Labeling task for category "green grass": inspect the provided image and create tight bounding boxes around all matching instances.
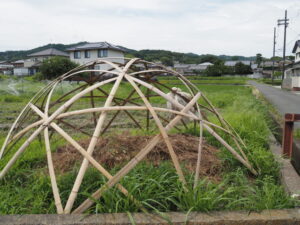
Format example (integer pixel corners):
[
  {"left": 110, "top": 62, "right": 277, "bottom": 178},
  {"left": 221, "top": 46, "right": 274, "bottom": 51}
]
[
  {"left": 158, "top": 76, "right": 249, "bottom": 85},
  {"left": 0, "top": 78, "right": 299, "bottom": 214},
  {"left": 258, "top": 78, "right": 282, "bottom": 86}
]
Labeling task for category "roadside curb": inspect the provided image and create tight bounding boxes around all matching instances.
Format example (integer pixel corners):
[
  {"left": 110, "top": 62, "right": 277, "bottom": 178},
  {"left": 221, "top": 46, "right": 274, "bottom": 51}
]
[
  {"left": 1, "top": 209, "right": 300, "bottom": 225},
  {"left": 269, "top": 133, "right": 300, "bottom": 197},
  {"left": 251, "top": 84, "right": 300, "bottom": 197}
]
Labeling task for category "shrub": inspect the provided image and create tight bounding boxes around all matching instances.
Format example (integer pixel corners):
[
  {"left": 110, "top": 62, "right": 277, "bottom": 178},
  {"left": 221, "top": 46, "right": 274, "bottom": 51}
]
[{"left": 39, "top": 56, "right": 78, "bottom": 79}]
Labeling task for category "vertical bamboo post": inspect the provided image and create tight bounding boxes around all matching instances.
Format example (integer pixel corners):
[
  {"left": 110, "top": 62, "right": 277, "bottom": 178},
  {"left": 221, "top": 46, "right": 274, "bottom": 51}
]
[
  {"left": 43, "top": 83, "right": 64, "bottom": 214},
  {"left": 64, "top": 58, "right": 139, "bottom": 214}
]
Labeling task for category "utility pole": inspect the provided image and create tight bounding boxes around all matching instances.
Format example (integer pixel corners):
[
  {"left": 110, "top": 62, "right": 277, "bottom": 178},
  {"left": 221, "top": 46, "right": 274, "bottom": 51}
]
[
  {"left": 277, "top": 10, "right": 289, "bottom": 81},
  {"left": 272, "top": 27, "right": 276, "bottom": 84}
]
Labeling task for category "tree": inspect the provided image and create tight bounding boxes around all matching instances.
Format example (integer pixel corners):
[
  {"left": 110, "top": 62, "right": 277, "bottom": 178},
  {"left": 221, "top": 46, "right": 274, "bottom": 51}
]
[
  {"left": 160, "top": 56, "right": 174, "bottom": 66},
  {"left": 234, "top": 62, "right": 252, "bottom": 75},
  {"left": 39, "top": 56, "right": 78, "bottom": 79},
  {"left": 205, "top": 61, "right": 226, "bottom": 76},
  {"left": 256, "top": 53, "right": 262, "bottom": 67}
]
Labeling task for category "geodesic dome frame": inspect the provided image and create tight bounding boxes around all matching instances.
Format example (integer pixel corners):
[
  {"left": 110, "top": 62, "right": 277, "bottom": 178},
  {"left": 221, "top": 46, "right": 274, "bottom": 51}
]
[{"left": 0, "top": 58, "right": 257, "bottom": 214}]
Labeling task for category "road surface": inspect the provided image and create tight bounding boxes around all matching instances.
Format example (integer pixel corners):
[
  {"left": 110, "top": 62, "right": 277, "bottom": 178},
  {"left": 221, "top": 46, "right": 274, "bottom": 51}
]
[{"left": 248, "top": 81, "right": 300, "bottom": 116}]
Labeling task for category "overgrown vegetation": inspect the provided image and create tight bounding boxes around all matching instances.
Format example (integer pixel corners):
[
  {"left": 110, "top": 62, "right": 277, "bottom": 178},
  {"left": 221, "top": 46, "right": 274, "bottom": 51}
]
[{"left": 0, "top": 80, "right": 298, "bottom": 214}]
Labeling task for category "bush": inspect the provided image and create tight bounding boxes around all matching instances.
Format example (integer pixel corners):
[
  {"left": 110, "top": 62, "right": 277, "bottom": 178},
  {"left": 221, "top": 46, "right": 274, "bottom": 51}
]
[
  {"left": 31, "top": 72, "right": 44, "bottom": 81},
  {"left": 39, "top": 56, "right": 78, "bottom": 79}
]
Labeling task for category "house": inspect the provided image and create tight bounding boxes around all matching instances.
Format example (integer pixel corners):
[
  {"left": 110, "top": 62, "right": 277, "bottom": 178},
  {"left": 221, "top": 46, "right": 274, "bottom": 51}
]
[
  {"left": 293, "top": 40, "right": 300, "bottom": 63},
  {"left": 282, "top": 40, "right": 300, "bottom": 90},
  {"left": 197, "top": 62, "right": 213, "bottom": 70},
  {"left": 14, "top": 48, "right": 68, "bottom": 76},
  {"left": 173, "top": 62, "right": 214, "bottom": 75},
  {"left": 12, "top": 60, "right": 26, "bottom": 76},
  {"left": 0, "top": 61, "right": 13, "bottom": 75},
  {"left": 224, "top": 60, "right": 252, "bottom": 67},
  {"left": 66, "top": 42, "right": 125, "bottom": 71}
]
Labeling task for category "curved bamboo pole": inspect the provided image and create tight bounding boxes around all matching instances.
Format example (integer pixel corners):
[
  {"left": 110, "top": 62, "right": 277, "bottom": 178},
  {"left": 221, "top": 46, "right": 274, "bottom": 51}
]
[
  {"left": 125, "top": 74, "right": 187, "bottom": 186},
  {"left": 0, "top": 77, "right": 118, "bottom": 179},
  {"left": 30, "top": 104, "right": 145, "bottom": 212},
  {"left": 9, "top": 106, "right": 240, "bottom": 146},
  {"left": 64, "top": 58, "right": 140, "bottom": 214},
  {"left": 73, "top": 92, "right": 201, "bottom": 214},
  {"left": 0, "top": 58, "right": 258, "bottom": 215},
  {"left": 122, "top": 76, "right": 257, "bottom": 175}
]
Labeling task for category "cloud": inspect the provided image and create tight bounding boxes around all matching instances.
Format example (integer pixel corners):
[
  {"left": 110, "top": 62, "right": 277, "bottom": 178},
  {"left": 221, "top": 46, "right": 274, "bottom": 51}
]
[{"left": 0, "top": 0, "right": 299, "bottom": 57}]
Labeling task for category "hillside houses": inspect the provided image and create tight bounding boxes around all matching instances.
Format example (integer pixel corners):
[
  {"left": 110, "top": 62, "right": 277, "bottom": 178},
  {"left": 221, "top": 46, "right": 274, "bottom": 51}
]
[{"left": 2, "top": 42, "right": 125, "bottom": 76}]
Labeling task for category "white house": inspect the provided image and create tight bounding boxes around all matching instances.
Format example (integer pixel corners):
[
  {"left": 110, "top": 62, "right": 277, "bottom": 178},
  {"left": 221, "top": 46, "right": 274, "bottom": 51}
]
[
  {"left": 66, "top": 42, "right": 125, "bottom": 71},
  {"left": 282, "top": 40, "right": 300, "bottom": 90},
  {"left": 293, "top": 40, "right": 300, "bottom": 63}
]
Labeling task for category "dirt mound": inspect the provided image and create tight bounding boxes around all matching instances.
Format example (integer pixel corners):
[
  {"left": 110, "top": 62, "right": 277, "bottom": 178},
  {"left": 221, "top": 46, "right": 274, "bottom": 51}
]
[{"left": 53, "top": 133, "right": 222, "bottom": 180}]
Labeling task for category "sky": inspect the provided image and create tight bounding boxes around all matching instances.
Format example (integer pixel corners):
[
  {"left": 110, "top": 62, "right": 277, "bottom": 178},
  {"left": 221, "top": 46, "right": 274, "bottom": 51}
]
[{"left": 1, "top": 0, "right": 300, "bottom": 57}]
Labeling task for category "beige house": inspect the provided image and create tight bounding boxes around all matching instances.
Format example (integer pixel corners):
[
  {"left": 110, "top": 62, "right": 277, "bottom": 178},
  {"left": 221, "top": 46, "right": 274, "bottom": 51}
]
[{"left": 66, "top": 42, "right": 125, "bottom": 71}]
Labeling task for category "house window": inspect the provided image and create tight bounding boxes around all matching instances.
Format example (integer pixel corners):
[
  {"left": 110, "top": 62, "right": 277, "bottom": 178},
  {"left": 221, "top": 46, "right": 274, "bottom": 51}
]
[
  {"left": 84, "top": 50, "right": 90, "bottom": 58},
  {"left": 98, "top": 49, "right": 108, "bottom": 58},
  {"left": 74, "top": 51, "right": 81, "bottom": 59}
]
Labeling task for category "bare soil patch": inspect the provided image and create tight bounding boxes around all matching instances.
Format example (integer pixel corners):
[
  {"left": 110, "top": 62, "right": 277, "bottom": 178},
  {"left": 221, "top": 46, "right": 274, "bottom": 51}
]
[{"left": 53, "top": 133, "right": 222, "bottom": 180}]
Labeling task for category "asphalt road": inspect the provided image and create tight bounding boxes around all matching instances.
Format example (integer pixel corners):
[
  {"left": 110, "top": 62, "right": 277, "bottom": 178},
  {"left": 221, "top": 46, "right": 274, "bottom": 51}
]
[{"left": 248, "top": 81, "right": 300, "bottom": 116}]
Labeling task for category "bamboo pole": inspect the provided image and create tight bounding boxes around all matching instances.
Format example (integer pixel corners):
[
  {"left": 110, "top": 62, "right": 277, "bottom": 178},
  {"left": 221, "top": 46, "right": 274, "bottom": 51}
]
[
  {"left": 73, "top": 92, "right": 201, "bottom": 214},
  {"left": 7, "top": 105, "right": 240, "bottom": 149},
  {"left": 0, "top": 77, "right": 118, "bottom": 180},
  {"left": 120, "top": 76, "right": 256, "bottom": 174},
  {"left": 64, "top": 58, "right": 140, "bottom": 214},
  {"left": 125, "top": 74, "right": 187, "bottom": 186},
  {"left": 29, "top": 104, "right": 144, "bottom": 209},
  {"left": 43, "top": 83, "right": 64, "bottom": 214}
]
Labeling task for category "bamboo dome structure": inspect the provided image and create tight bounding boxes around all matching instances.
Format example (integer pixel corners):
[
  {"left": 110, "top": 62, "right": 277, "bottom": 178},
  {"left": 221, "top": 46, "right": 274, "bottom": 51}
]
[{"left": 0, "top": 58, "right": 256, "bottom": 214}]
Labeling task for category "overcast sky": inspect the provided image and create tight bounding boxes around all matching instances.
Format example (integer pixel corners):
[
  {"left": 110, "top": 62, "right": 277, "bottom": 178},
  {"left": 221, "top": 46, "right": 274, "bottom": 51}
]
[{"left": 1, "top": 0, "right": 300, "bottom": 57}]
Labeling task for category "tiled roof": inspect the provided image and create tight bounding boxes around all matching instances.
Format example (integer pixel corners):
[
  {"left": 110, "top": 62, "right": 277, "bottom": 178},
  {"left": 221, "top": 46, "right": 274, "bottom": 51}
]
[
  {"left": 66, "top": 42, "right": 125, "bottom": 52},
  {"left": 28, "top": 48, "right": 69, "bottom": 57}
]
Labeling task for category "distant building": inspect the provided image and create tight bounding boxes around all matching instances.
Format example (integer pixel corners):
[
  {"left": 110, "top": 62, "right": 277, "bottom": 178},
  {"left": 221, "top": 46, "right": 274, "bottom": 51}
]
[
  {"left": 173, "top": 62, "right": 213, "bottom": 75},
  {"left": 0, "top": 61, "right": 13, "bottom": 75},
  {"left": 282, "top": 40, "right": 300, "bottom": 90},
  {"left": 224, "top": 60, "right": 252, "bottom": 67},
  {"left": 66, "top": 42, "right": 125, "bottom": 71},
  {"left": 190, "top": 62, "right": 213, "bottom": 71},
  {"left": 13, "top": 48, "right": 68, "bottom": 76}
]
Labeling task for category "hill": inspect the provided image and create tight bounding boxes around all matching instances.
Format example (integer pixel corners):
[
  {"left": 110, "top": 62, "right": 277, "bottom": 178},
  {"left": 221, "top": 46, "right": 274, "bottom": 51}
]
[{"left": 0, "top": 42, "right": 256, "bottom": 64}]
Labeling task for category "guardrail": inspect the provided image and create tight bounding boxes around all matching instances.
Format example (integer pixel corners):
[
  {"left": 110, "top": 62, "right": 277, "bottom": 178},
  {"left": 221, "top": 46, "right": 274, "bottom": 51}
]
[{"left": 282, "top": 113, "right": 300, "bottom": 157}]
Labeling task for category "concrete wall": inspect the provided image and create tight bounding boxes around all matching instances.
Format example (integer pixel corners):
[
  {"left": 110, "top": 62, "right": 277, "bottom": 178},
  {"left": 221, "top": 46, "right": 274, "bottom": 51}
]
[
  {"left": 13, "top": 67, "right": 29, "bottom": 76},
  {"left": 283, "top": 68, "right": 300, "bottom": 89}
]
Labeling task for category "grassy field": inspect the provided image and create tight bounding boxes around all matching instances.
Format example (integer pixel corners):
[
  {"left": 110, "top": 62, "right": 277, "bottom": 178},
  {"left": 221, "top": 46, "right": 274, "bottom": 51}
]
[{"left": 0, "top": 76, "right": 298, "bottom": 214}]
